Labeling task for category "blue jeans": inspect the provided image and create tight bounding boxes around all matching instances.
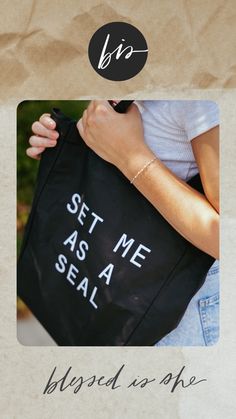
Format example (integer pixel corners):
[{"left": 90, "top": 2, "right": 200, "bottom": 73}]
[{"left": 155, "top": 260, "right": 219, "bottom": 346}]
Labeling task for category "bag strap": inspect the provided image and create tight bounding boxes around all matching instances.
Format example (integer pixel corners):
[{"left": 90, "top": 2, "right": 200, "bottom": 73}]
[{"left": 111, "top": 100, "right": 134, "bottom": 113}]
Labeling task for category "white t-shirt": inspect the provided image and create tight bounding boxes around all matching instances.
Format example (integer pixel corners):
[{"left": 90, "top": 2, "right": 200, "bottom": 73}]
[{"left": 137, "top": 100, "right": 219, "bottom": 181}]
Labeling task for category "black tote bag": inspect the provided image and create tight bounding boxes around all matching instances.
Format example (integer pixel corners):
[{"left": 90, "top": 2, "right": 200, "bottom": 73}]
[{"left": 17, "top": 101, "right": 215, "bottom": 346}]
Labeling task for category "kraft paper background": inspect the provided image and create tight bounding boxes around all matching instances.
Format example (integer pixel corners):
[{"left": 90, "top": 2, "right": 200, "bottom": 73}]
[{"left": 0, "top": 1, "right": 236, "bottom": 418}]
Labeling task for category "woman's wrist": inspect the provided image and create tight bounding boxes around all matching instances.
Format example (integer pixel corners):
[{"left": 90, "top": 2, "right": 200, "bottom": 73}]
[{"left": 118, "top": 145, "right": 157, "bottom": 182}]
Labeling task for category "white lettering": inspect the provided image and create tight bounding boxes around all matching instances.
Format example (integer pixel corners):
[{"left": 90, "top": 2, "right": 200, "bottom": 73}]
[
  {"left": 76, "top": 240, "right": 89, "bottom": 261},
  {"left": 98, "top": 34, "right": 111, "bottom": 69},
  {"left": 97, "top": 33, "right": 148, "bottom": 70},
  {"left": 113, "top": 233, "right": 134, "bottom": 258},
  {"left": 130, "top": 244, "right": 151, "bottom": 268},
  {"left": 78, "top": 202, "right": 90, "bottom": 226},
  {"left": 63, "top": 230, "right": 78, "bottom": 252},
  {"left": 55, "top": 254, "right": 67, "bottom": 273},
  {"left": 66, "top": 263, "right": 79, "bottom": 285},
  {"left": 66, "top": 193, "right": 81, "bottom": 214},
  {"left": 89, "top": 286, "right": 98, "bottom": 309},
  {"left": 98, "top": 263, "right": 114, "bottom": 285},
  {"left": 88, "top": 212, "right": 104, "bottom": 234},
  {"left": 76, "top": 276, "right": 89, "bottom": 297}
]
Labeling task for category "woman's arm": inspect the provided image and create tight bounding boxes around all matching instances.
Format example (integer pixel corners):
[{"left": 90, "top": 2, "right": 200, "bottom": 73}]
[
  {"left": 26, "top": 101, "right": 219, "bottom": 259},
  {"left": 78, "top": 101, "right": 219, "bottom": 259},
  {"left": 121, "top": 131, "right": 219, "bottom": 259},
  {"left": 191, "top": 126, "right": 219, "bottom": 213}
]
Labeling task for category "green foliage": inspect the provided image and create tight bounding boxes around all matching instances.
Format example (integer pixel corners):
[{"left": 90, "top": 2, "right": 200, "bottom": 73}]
[
  {"left": 17, "top": 100, "right": 89, "bottom": 205},
  {"left": 17, "top": 100, "right": 89, "bottom": 258}
]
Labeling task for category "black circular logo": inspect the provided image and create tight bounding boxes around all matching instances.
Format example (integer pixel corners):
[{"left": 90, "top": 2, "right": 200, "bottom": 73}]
[{"left": 88, "top": 22, "right": 148, "bottom": 81}]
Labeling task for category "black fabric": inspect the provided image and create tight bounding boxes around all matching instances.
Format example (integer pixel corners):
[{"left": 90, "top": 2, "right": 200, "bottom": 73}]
[{"left": 17, "top": 102, "right": 215, "bottom": 346}]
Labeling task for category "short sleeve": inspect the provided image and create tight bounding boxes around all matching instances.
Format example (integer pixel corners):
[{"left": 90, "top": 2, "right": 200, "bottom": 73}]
[{"left": 181, "top": 101, "right": 219, "bottom": 141}]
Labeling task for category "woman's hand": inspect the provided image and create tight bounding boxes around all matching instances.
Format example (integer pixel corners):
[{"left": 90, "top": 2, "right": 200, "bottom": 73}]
[
  {"left": 26, "top": 113, "right": 59, "bottom": 160},
  {"left": 77, "top": 100, "right": 153, "bottom": 178}
]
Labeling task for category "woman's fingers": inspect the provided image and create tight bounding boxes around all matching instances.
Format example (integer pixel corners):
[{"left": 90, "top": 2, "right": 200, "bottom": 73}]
[
  {"left": 39, "top": 113, "right": 56, "bottom": 129},
  {"left": 29, "top": 135, "right": 57, "bottom": 148},
  {"left": 26, "top": 146, "right": 45, "bottom": 160},
  {"left": 27, "top": 113, "right": 59, "bottom": 160},
  {"left": 31, "top": 121, "right": 59, "bottom": 140}
]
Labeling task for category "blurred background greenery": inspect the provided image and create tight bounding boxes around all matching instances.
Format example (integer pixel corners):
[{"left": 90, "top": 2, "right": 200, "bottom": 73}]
[{"left": 17, "top": 100, "right": 88, "bottom": 317}]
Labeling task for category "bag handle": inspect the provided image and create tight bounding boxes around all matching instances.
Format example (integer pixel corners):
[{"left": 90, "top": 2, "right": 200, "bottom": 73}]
[{"left": 110, "top": 100, "right": 134, "bottom": 113}]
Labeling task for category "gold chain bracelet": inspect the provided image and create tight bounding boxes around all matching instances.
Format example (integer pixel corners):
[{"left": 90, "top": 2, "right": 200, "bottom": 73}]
[{"left": 130, "top": 157, "right": 157, "bottom": 184}]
